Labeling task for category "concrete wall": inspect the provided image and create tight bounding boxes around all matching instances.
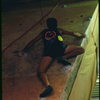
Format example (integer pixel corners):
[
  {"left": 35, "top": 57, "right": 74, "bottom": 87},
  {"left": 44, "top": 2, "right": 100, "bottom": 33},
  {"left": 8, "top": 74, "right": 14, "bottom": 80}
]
[{"left": 2, "top": 0, "right": 97, "bottom": 78}]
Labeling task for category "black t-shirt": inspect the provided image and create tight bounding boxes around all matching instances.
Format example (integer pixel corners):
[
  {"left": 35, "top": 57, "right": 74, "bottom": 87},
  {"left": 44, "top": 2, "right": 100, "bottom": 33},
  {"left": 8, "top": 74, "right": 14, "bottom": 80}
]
[{"left": 41, "top": 28, "right": 66, "bottom": 52}]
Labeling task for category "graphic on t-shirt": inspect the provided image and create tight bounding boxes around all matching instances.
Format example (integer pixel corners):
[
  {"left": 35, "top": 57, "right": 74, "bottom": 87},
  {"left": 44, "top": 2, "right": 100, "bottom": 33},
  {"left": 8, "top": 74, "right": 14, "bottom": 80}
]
[{"left": 45, "top": 31, "right": 56, "bottom": 40}]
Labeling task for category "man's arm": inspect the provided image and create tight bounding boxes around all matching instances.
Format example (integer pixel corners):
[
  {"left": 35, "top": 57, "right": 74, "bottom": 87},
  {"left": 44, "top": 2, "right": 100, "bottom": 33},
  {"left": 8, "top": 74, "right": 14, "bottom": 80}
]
[
  {"left": 13, "top": 32, "right": 43, "bottom": 57},
  {"left": 58, "top": 28, "right": 85, "bottom": 38}
]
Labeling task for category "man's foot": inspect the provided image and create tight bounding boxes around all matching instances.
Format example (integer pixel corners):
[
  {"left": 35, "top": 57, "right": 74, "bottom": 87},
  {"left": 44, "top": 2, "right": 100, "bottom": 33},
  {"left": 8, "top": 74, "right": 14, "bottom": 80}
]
[
  {"left": 57, "top": 58, "right": 71, "bottom": 66},
  {"left": 40, "top": 85, "right": 53, "bottom": 98}
]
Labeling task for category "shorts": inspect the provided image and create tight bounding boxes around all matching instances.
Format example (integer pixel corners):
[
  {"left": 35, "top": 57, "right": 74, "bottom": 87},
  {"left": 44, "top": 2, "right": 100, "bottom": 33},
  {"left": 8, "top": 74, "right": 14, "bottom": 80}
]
[{"left": 43, "top": 44, "right": 67, "bottom": 58}]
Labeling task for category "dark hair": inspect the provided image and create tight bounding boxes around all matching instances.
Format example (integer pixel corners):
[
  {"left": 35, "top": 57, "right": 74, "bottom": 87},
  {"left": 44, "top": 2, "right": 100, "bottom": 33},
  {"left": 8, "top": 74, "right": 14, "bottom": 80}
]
[{"left": 46, "top": 18, "right": 57, "bottom": 29}]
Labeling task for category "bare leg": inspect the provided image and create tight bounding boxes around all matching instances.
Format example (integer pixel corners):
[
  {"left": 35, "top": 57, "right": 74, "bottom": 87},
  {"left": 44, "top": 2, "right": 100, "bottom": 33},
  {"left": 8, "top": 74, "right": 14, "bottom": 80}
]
[
  {"left": 37, "top": 56, "right": 53, "bottom": 87},
  {"left": 63, "top": 45, "right": 85, "bottom": 59},
  {"left": 37, "top": 56, "right": 54, "bottom": 97}
]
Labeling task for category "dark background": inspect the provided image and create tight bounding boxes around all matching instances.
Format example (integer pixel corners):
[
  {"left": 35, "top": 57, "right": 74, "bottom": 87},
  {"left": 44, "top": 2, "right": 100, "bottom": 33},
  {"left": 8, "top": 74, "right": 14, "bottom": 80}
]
[{"left": 2, "top": 0, "right": 97, "bottom": 11}]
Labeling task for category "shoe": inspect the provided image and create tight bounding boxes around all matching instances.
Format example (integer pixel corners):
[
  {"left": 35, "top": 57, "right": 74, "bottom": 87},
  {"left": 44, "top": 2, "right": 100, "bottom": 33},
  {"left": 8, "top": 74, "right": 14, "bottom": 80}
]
[
  {"left": 40, "top": 85, "right": 53, "bottom": 98},
  {"left": 57, "top": 58, "right": 71, "bottom": 66}
]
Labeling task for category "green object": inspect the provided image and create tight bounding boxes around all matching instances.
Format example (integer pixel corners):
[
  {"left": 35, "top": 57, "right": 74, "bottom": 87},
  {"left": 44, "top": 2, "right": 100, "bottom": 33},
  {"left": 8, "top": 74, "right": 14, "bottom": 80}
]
[{"left": 58, "top": 36, "right": 63, "bottom": 41}]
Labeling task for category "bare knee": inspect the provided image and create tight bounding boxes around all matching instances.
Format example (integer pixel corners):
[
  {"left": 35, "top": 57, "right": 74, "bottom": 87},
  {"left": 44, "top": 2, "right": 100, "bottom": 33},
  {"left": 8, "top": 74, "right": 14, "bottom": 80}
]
[{"left": 72, "top": 47, "right": 85, "bottom": 55}]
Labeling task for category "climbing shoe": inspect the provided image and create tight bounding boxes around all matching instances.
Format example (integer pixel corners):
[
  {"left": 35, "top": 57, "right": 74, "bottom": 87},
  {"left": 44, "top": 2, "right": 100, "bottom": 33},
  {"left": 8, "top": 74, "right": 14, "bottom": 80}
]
[{"left": 40, "top": 85, "right": 53, "bottom": 98}]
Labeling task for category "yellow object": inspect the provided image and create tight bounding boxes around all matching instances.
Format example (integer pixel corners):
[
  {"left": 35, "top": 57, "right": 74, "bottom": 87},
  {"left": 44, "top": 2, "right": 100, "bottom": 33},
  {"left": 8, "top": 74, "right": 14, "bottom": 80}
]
[
  {"left": 58, "top": 35, "right": 63, "bottom": 41},
  {"left": 61, "top": 4, "right": 99, "bottom": 100}
]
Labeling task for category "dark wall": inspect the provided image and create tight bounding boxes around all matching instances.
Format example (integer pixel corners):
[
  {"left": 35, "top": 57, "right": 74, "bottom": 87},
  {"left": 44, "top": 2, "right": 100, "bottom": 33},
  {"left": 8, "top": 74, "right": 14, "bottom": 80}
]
[
  {"left": 2, "top": 0, "right": 96, "bottom": 4},
  {"left": 2, "top": 0, "right": 97, "bottom": 12}
]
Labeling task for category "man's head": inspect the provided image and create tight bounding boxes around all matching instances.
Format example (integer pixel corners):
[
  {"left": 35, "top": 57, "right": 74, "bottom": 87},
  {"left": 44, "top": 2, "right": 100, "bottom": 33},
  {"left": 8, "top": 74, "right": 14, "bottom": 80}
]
[{"left": 46, "top": 18, "right": 57, "bottom": 29}]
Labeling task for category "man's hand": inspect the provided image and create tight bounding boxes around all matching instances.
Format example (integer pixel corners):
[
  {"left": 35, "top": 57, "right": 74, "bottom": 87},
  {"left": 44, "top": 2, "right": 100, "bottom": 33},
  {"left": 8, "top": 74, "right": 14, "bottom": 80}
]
[
  {"left": 13, "top": 50, "right": 28, "bottom": 57},
  {"left": 74, "top": 33, "right": 85, "bottom": 38}
]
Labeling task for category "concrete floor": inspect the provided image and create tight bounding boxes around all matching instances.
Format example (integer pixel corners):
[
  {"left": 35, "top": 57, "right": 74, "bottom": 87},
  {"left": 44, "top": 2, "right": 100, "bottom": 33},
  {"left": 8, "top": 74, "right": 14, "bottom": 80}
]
[{"left": 2, "top": 1, "right": 98, "bottom": 100}]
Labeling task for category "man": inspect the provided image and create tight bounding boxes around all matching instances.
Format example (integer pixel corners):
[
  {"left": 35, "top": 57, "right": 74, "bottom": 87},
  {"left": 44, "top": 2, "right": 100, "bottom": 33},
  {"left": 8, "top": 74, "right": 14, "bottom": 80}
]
[{"left": 16, "top": 18, "right": 85, "bottom": 97}]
